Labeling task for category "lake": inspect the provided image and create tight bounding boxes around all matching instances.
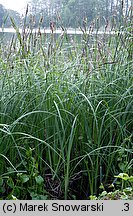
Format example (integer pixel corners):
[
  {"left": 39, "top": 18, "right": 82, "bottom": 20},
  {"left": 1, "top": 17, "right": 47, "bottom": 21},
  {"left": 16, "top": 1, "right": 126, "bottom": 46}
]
[{"left": 0, "top": 28, "right": 117, "bottom": 35}]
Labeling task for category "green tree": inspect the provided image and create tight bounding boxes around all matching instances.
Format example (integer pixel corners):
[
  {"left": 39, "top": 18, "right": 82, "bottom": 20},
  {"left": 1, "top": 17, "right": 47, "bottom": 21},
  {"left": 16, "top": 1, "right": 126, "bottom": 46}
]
[
  {"left": 28, "top": 0, "right": 131, "bottom": 28},
  {"left": 6, "top": 10, "right": 21, "bottom": 27},
  {"left": 0, "top": 4, "right": 21, "bottom": 27}
]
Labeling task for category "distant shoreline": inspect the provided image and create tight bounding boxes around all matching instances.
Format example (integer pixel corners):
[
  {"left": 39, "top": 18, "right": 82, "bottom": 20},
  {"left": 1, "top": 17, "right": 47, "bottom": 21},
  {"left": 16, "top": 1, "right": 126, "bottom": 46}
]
[{"left": 0, "top": 28, "right": 118, "bottom": 35}]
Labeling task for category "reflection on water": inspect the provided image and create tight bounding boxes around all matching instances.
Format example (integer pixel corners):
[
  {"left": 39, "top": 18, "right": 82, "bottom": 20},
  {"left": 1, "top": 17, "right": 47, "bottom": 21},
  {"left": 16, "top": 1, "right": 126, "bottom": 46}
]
[
  {"left": 0, "top": 28, "right": 116, "bottom": 35},
  {"left": 0, "top": 27, "right": 117, "bottom": 57},
  {"left": 0, "top": 28, "right": 83, "bottom": 45},
  {"left": 0, "top": 27, "right": 117, "bottom": 48}
]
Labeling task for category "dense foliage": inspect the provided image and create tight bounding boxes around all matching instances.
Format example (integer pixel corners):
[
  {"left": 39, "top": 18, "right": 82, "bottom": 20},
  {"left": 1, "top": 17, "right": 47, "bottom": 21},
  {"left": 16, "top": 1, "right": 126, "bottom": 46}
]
[
  {"left": 0, "top": 3, "right": 132, "bottom": 200},
  {"left": 27, "top": 0, "right": 132, "bottom": 28},
  {"left": 0, "top": 1, "right": 132, "bottom": 28}
]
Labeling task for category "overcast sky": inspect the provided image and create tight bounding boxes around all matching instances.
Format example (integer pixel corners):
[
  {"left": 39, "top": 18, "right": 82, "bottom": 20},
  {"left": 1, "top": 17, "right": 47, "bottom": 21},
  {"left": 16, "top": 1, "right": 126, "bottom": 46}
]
[{"left": 0, "top": 0, "right": 29, "bottom": 13}]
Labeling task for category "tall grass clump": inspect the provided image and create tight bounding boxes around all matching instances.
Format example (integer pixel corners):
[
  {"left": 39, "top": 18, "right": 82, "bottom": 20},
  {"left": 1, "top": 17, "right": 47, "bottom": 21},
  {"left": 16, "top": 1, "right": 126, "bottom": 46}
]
[{"left": 0, "top": 6, "right": 132, "bottom": 199}]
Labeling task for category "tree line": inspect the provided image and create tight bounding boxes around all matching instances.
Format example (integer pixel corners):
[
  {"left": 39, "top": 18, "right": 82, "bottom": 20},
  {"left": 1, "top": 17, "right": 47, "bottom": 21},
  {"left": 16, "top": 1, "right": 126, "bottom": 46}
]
[
  {"left": 0, "top": 4, "right": 20, "bottom": 27},
  {"left": 0, "top": 0, "right": 131, "bottom": 28},
  {"left": 28, "top": 0, "right": 131, "bottom": 28}
]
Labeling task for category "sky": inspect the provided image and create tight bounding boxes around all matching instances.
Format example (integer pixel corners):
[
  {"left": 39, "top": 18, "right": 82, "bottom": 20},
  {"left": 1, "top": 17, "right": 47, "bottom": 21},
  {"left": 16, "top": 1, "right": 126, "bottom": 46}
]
[{"left": 0, "top": 0, "right": 29, "bottom": 14}]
